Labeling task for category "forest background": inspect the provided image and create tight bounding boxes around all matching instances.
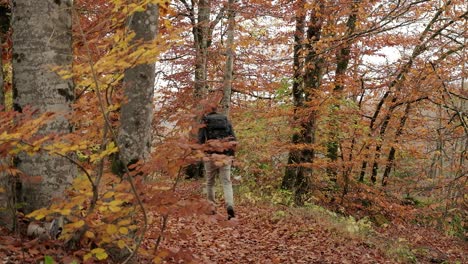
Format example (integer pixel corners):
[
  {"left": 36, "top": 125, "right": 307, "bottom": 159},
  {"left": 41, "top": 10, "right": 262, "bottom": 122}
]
[{"left": 0, "top": 0, "right": 466, "bottom": 263}]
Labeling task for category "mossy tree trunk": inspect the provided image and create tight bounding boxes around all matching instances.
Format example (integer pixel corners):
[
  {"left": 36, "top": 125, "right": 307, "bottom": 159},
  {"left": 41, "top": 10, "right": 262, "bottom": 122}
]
[
  {"left": 117, "top": 4, "right": 159, "bottom": 167},
  {"left": 283, "top": 1, "right": 324, "bottom": 205},
  {"left": 12, "top": 0, "right": 75, "bottom": 213}
]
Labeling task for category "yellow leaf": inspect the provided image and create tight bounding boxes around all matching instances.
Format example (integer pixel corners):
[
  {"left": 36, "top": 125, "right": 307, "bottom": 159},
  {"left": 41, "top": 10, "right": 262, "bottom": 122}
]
[
  {"left": 103, "top": 192, "right": 115, "bottom": 199},
  {"left": 84, "top": 253, "right": 92, "bottom": 261},
  {"left": 106, "top": 224, "right": 118, "bottom": 235},
  {"left": 117, "top": 240, "right": 126, "bottom": 249},
  {"left": 85, "top": 231, "right": 95, "bottom": 239},
  {"left": 109, "top": 200, "right": 123, "bottom": 206},
  {"left": 34, "top": 213, "right": 46, "bottom": 221},
  {"left": 118, "top": 219, "right": 131, "bottom": 226},
  {"left": 26, "top": 208, "right": 48, "bottom": 220},
  {"left": 133, "top": 5, "right": 145, "bottom": 12},
  {"left": 109, "top": 205, "right": 121, "bottom": 213},
  {"left": 60, "top": 209, "right": 71, "bottom": 216},
  {"left": 91, "top": 248, "right": 106, "bottom": 254},
  {"left": 101, "top": 235, "right": 112, "bottom": 243},
  {"left": 128, "top": 225, "right": 138, "bottom": 230},
  {"left": 91, "top": 248, "right": 108, "bottom": 261},
  {"left": 95, "top": 251, "right": 108, "bottom": 261},
  {"left": 73, "top": 220, "right": 85, "bottom": 228},
  {"left": 0, "top": 187, "right": 5, "bottom": 193},
  {"left": 119, "top": 227, "right": 129, "bottom": 235}
]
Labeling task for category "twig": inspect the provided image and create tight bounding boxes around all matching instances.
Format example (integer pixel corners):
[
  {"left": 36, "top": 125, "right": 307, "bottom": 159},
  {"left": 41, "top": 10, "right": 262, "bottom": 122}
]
[{"left": 153, "top": 214, "right": 169, "bottom": 254}]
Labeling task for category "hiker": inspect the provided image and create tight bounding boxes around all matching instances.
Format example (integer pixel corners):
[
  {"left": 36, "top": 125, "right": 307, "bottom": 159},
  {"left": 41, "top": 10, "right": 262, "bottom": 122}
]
[{"left": 198, "top": 105, "right": 237, "bottom": 220}]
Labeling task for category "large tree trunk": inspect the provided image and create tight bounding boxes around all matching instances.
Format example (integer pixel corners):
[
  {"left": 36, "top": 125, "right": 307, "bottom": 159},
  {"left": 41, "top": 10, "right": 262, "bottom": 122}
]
[
  {"left": 12, "top": 0, "right": 75, "bottom": 213},
  {"left": 283, "top": 1, "right": 323, "bottom": 204},
  {"left": 0, "top": 4, "right": 11, "bottom": 228},
  {"left": 184, "top": 0, "right": 215, "bottom": 179},
  {"left": 118, "top": 4, "right": 159, "bottom": 165},
  {"left": 282, "top": 0, "right": 306, "bottom": 191},
  {"left": 193, "top": 0, "right": 211, "bottom": 98},
  {"left": 220, "top": 0, "right": 236, "bottom": 116}
]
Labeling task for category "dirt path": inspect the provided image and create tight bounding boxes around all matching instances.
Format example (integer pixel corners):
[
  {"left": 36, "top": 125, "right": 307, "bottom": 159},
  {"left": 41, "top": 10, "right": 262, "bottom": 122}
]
[{"left": 147, "top": 180, "right": 392, "bottom": 264}]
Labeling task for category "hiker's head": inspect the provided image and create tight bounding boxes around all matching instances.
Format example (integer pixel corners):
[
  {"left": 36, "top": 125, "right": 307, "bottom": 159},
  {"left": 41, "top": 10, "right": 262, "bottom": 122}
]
[
  {"left": 204, "top": 103, "right": 218, "bottom": 114},
  {"left": 202, "top": 91, "right": 222, "bottom": 114}
]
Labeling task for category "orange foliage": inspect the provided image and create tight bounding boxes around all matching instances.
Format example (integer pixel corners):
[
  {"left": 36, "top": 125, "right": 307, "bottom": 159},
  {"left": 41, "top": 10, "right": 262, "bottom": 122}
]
[{"left": 0, "top": 0, "right": 466, "bottom": 262}]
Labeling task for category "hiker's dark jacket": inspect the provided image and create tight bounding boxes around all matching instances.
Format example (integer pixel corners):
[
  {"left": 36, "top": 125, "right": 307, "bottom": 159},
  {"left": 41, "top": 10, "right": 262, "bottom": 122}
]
[{"left": 198, "top": 112, "right": 236, "bottom": 156}]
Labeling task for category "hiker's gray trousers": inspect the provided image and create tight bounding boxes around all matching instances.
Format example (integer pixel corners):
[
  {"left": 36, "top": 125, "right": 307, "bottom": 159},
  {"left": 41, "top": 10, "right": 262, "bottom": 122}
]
[{"left": 204, "top": 158, "right": 234, "bottom": 208}]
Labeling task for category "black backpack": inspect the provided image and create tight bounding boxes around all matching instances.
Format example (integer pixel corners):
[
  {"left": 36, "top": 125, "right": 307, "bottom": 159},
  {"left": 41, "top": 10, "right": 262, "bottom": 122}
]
[{"left": 204, "top": 113, "right": 230, "bottom": 140}]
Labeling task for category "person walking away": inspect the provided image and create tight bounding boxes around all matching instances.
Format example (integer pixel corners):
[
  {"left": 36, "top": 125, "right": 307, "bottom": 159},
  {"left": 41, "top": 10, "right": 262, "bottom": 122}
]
[{"left": 198, "top": 105, "right": 237, "bottom": 220}]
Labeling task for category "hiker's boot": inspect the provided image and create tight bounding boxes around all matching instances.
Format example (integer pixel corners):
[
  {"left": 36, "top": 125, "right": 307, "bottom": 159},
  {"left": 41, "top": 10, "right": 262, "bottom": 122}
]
[{"left": 227, "top": 206, "right": 235, "bottom": 220}]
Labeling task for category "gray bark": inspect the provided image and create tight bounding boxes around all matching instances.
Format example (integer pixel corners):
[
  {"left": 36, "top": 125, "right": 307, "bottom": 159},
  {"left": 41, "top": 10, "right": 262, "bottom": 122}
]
[
  {"left": 118, "top": 4, "right": 159, "bottom": 163},
  {"left": 183, "top": 0, "right": 219, "bottom": 179},
  {"left": 0, "top": 5, "right": 9, "bottom": 228},
  {"left": 220, "top": 0, "right": 236, "bottom": 116},
  {"left": 12, "top": 0, "right": 75, "bottom": 213},
  {"left": 194, "top": 0, "right": 211, "bottom": 98}
]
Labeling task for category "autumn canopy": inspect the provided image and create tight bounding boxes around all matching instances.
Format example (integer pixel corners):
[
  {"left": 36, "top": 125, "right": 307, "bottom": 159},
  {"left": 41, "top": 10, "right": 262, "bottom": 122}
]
[{"left": 0, "top": 0, "right": 466, "bottom": 263}]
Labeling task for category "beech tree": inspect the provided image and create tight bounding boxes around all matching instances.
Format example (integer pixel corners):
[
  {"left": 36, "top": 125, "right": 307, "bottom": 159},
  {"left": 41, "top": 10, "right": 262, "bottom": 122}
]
[
  {"left": 175, "top": 0, "right": 233, "bottom": 178},
  {"left": 360, "top": 0, "right": 467, "bottom": 184},
  {"left": 117, "top": 3, "right": 159, "bottom": 165},
  {"left": 220, "top": 0, "right": 236, "bottom": 115},
  {"left": 0, "top": 0, "right": 466, "bottom": 262},
  {"left": 282, "top": 1, "right": 324, "bottom": 204},
  {"left": 12, "top": 0, "right": 75, "bottom": 212}
]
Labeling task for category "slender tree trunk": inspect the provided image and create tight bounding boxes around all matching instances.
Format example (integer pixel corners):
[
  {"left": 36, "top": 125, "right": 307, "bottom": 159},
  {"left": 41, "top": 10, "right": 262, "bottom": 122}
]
[
  {"left": 327, "top": 0, "right": 359, "bottom": 181},
  {"left": 220, "top": 0, "right": 236, "bottom": 116},
  {"left": 12, "top": 0, "right": 75, "bottom": 213},
  {"left": 370, "top": 98, "right": 399, "bottom": 184},
  {"left": 363, "top": 1, "right": 453, "bottom": 184},
  {"left": 0, "top": 38, "right": 7, "bottom": 228},
  {"left": 341, "top": 89, "right": 364, "bottom": 200},
  {"left": 0, "top": 4, "right": 8, "bottom": 109},
  {"left": 428, "top": 108, "right": 443, "bottom": 179},
  {"left": 0, "top": 37, "right": 3, "bottom": 109},
  {"left": 118, "top": 4, "right": 159, "bottom": 165},
  {"left": 359, "top": 90, "right": 389, "bottom": 182},
  {"left": 282, "top": 0, "right": 305, "bottom": 191},
  {"left": 382, "top": 103, "right": 411, "bottom": 185}
]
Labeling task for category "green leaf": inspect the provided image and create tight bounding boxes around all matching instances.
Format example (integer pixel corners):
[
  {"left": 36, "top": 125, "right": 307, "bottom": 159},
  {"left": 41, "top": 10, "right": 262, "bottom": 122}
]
[{"left": 44, "top": 255, "right": 55, "bottom": 264}]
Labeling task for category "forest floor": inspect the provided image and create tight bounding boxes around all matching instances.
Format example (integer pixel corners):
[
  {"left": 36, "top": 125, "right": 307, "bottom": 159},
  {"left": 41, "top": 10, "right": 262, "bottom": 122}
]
[
  {"left": 142, "top": 179, "right": 467, "bottom": 264},
  {"left": 1, "top": 178, "right": 466, "bottom": 263}
]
